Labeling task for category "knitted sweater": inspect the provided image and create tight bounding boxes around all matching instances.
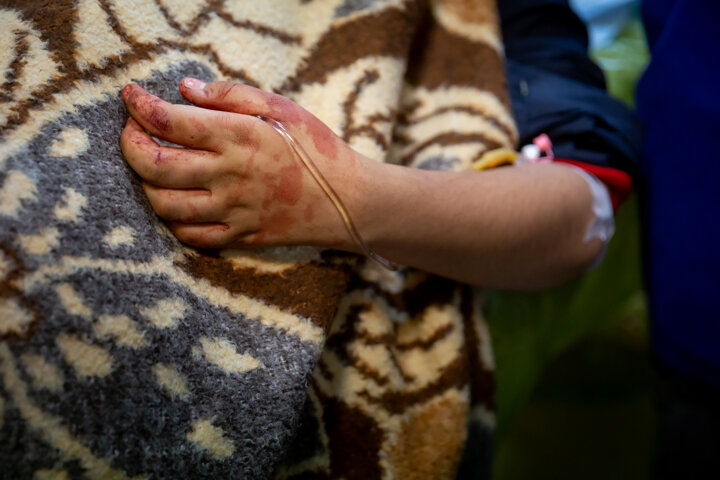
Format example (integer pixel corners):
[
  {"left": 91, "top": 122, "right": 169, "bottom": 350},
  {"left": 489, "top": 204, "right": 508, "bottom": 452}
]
[{"left": 0, "top": 1, "right": 517, "bottom": 478}]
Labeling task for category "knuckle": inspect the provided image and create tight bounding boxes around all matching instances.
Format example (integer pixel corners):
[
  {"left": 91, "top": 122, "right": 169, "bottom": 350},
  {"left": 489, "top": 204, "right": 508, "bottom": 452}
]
[
  {"left": 222, "top": 188, "right": 250, "bottom": 209},
  {"left": 185, "top": 159, "right": 212, "bottom": 185},
  {"left": 234, "top": 118, "right": 257, "bottom": 144},
  {"left": 216, "top": 112, "right": 239, "bottom": 131},
  {"left": 216, "top": 115, "right": 260, "bottom": 152},
  {"left": 223, "top": 192, "right": 240, "bottom": 209},
  {"left": 184, "top": 116, "right": 211, "bottom": 143},
  {"left": 216, "top": 82, "right": 240, "bottom": 102},
  {"left": 132, "top": 96, "right": 171, "bottom": 133}
]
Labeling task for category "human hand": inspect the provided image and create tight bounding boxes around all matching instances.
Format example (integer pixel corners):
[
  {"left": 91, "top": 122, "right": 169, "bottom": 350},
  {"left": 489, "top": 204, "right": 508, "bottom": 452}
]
[{"left": 120, "top": 79, "right": 371, "bottom": 250}]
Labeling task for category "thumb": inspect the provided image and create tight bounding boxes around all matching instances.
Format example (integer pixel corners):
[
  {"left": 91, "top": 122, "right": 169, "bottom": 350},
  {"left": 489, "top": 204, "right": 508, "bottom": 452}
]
[{"left": 179, "top": 78, "right": 301, "bottom": 122}]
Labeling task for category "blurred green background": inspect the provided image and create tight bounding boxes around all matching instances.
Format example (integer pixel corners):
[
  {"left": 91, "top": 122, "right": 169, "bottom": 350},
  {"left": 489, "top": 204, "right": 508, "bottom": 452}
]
[{"left": 489, "top": 14, "right": 652, "bottom": 480}]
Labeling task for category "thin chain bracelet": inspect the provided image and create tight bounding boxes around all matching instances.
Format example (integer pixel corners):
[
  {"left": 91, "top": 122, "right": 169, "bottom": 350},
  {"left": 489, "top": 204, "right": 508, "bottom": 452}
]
[{"left": 257, "top": 115, "right": 399, "bottom": 271}]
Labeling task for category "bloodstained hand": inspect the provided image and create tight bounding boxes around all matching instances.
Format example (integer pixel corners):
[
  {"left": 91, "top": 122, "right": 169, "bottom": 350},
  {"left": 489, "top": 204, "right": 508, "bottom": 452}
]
[{"left": 119, "top": 79, "right": 369, "bottom": 250}]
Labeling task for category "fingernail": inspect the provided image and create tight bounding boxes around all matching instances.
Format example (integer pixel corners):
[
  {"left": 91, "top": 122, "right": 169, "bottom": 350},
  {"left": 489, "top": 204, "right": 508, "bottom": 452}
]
[
  {"left": 121, "top": 84, "right": 134, "bottom": 101},
  {"left": 183, "top": 77, "right": 206, "bottom": 90}
]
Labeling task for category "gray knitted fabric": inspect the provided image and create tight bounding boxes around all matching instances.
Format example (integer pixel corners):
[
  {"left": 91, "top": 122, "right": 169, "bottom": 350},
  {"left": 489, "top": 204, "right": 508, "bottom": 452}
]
[
  {"left": 0, "top": 60, "right": 331, "bottom": 479},
  {"left": 1, "top": 1, "right": 515, "bottom": 478}
]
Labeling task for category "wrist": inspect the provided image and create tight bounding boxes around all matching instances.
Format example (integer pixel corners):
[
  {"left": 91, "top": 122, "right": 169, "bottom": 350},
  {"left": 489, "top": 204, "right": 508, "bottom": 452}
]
[
  {"left": 303, "top": 149, "right": 373, "bottom": 253},
  {"left": 313, "top": 151, "right": 396, "bottom": 255},
  {"left": 339, "top": 159, "right": 425, "bottom": 258}
]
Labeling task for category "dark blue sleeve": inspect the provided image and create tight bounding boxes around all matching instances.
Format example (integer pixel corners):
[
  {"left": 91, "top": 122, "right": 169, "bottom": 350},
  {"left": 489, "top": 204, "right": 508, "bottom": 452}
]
[{"left": 499, "top": 0, "right": 642, "bottom": 177}]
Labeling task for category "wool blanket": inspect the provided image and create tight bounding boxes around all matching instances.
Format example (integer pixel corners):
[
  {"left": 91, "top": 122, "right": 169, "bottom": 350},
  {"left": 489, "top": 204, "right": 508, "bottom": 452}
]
[{"left": 0, "top": 1, "right": 517, "bottom": 478}]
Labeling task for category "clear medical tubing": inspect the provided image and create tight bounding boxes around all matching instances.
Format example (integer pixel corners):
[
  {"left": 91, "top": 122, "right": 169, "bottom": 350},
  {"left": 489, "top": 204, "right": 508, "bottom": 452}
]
[{"left": 258, "top": 115, "right": 399, "bottom": 271}]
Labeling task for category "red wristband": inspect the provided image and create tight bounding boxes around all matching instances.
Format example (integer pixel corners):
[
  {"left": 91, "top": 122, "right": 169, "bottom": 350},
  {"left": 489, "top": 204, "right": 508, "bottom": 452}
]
[{"left": 554, "top": 159, "right": 633, "bottom": 211}]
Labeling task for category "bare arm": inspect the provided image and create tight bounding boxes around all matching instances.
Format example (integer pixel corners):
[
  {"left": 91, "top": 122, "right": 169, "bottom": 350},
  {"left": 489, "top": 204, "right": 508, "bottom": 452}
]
[
  {"left": 120, "top": 79, "right": 600, "bottom": 291},
  {"left": 348, "top": 159, "right": 600, "bottom": 289}
]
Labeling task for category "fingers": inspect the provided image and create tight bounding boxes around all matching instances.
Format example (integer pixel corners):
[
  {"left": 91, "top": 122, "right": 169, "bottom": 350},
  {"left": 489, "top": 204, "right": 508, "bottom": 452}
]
[
  {"left": 120, "top": 117, "right": 217, "bottom": 188},
  {"left": 166, "top": 222, "right": 237, "bottom": 249},
  {"left": 179, "top": 78, "right": 295, "bottom": 119},
  {"left": 142, "top": 183, "right": 223, "bottom": 223},
  {"left": 180, "top": 78, "right": 341, "bottom": 158},
  {"left": 122, "top": 83, "right": 225, "bottom": 150}
]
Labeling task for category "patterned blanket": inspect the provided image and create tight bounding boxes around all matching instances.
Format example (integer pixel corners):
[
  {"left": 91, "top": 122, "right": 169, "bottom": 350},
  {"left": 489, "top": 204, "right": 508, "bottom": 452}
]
[{"left": 0, "top": 1, "right": 517, "bottom": 478}]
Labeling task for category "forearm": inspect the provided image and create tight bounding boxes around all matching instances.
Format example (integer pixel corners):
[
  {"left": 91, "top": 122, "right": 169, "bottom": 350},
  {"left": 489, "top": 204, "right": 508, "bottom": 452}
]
[
  {"left": 120, "top": 78, "right": 603, "bottom": 289},
  {"left": 342, "top": 159, "right": 602, "bottom": 290}
]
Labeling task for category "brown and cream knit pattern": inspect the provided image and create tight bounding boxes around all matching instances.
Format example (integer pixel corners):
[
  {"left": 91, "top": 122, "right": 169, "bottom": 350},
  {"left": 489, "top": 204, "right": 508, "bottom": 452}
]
[{"left": 0, "top": 1, "right": 516, "bottom": 478}]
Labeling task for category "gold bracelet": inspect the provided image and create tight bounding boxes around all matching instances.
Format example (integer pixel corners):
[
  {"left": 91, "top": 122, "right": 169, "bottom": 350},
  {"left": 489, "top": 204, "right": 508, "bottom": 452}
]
[{"left": 258, "top": 116, "right": 399, "bottom": 271}]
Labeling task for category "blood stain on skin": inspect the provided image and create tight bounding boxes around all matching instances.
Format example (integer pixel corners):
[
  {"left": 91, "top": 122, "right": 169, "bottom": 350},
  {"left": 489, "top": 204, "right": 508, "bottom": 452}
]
[
  {"left": 303, "top": 204, "right": 314, "bottom": 222},
  {"left": 265, "top": 94, "right": 339, "bottom": 159},
  {"left": 212, "top": 85, "right": 335, "bottom": 158},
  {"left": 247, "top": 209, "right": 296, "bottom": 246},
  {"left": 129, "top": 133, "right": 155, "bottom": 150},
  {"left": 305, "top": 115, "right": 339, "bottom": 158},
  {"left": 245, "top": 153, "right": 255, "bottom": 172},
  {"left": 129, "top": 88, "right": 171, "bottom": 133},
  {"left": 263, "top": 210, "right": 295, "bottom": 237},
  {"left": 247, "top": 229, "right": 265, "bottom": 245},
  {"left": 122, "top": 84, "right": 133, "bottom": 101},
  {"left": 234, "top": 120, "right": 260, "bottom": 153},
  {"left": 274, "top": 164, "right": 303, "bottom": 205},
  {"left": 223, "top": 186, "right": 247, "bottom": 209},
  {"left": 219, "top": 83, "right": 241, "bottom": 102},
  {"left": 248, "top": 137, "right": 261, "bottom": 153},
  {"left": 147, "top": 101, "right": 170, "bottom": 133},
  {"left": 189, "top": 118, "right": 206, "bottom": 133},
  {"left": 131, "top": 131, "right": 154, "bottom": 146},
  {"left": 261, "top": 173, "right": 274, "bottom": 210},
  {"left": 252, "top": 162, "right": 303, "bottom": 244},
  {"left": 259, "top": 162, "right": 303, "bottom": 209},
  {"left": 266, "top": 94, "right": 303, "bottom": 124}
]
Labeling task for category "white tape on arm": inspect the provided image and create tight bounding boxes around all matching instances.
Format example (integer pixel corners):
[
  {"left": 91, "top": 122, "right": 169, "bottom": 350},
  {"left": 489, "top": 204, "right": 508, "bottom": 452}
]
[{"left": 566, "top": 165, "right": 615, "bottom": 269}]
